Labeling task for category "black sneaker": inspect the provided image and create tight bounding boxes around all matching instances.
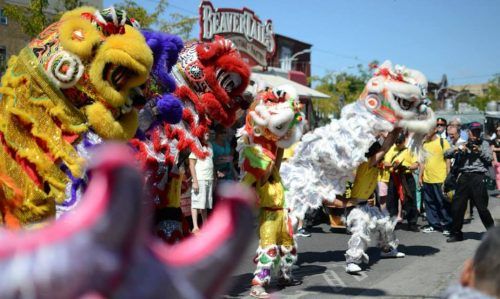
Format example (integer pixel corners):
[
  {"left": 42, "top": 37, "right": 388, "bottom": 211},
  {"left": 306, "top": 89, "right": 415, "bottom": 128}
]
[
  {"left": 296, "top": 227, "right": 311, "bottom": 237},
  {"left": 407, "top": 224, "right": 420, "bottom": 232},
  {"left": 446, "top": 234, "right": 464, "bottom": 243}
]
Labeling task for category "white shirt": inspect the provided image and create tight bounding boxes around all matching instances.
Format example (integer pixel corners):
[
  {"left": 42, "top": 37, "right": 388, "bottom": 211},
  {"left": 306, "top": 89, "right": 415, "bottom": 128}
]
[{"left": 189, "top": 145, "right": 214, "bottom": 180}]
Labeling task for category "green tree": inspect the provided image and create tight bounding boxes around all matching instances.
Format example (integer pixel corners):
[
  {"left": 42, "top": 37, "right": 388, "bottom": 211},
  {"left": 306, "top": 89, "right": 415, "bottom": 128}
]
[
  {"left": 159, "top": 13, "right": 197, "bottom": 42},
  {"left": 115, "top": 0, "right": 167, "bottom": 29},
  {"left": 3, "top": 0, "right": 196, "bottom": 40},
  {"left": 115, "top": 0, "right": 196, "bottom": 40},
  {"left": 56, "top": 0, "right": 83, "bottom": 11},
  {"left": 311, "top": 70, "right": 369, "bottom": 125},
  {"left": 3, "top": 0, "right": 87, "bottom": 38},
  {"left": 3, "top": 0, "right": 52, "bottom": 38},
  {"left": 472, "top": 74, "right": 500, "bottom": 111}
]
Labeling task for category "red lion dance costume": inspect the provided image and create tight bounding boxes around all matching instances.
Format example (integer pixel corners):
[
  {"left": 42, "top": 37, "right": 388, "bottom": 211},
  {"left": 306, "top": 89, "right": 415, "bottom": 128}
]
[{"left": 131, "top": 36, "right": 250, "bottom": 243}]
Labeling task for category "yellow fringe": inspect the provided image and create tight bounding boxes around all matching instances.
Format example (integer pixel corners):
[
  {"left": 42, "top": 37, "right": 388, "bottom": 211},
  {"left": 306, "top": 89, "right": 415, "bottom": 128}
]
[{"left": 84, "top": 102, "right": 138, "bottom": 140}]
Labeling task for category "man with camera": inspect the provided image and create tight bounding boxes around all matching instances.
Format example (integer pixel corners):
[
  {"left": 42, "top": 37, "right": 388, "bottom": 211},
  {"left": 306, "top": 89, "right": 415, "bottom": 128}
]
[{"left": 444, "top": 122, "right": 495, "bottom": 242}]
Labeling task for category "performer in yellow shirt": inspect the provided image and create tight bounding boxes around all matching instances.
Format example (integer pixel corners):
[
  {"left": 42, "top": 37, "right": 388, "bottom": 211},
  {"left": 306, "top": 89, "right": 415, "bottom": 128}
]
[
  {"left": 345, "top": 129, "right": 407, "bottom": 274},
  {"left": 377, "top": 140, "right": 397, "bottom": 212}
]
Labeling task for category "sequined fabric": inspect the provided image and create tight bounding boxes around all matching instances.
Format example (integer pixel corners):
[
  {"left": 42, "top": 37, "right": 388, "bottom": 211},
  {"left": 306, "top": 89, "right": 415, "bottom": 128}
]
[{"left": 0, "top": 49, "right": 87, "bottom": 225}]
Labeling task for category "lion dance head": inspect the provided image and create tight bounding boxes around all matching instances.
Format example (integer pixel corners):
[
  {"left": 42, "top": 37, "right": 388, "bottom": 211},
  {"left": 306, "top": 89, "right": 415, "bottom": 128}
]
[
  {"left": 237, "top": 85, "right": 304, "bottom": 179},
  {"left": 0, "top": 7, "right": 153, "bottom": 226},
  {"left": 173, "top": 36, "right": 251, "bottom": 128},
  {"left": 357, "top": 60, "right": 434, "bottom": 134}
]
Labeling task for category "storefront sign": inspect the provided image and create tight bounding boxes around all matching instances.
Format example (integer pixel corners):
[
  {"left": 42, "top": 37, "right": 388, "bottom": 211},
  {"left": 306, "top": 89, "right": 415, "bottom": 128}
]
[{"left": 199, "top": 1, "right": 276, "bottom": 67}]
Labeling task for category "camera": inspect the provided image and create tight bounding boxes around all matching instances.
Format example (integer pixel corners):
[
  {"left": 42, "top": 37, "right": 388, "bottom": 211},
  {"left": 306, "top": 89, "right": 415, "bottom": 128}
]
[{"left": 466, "top": 138, "right": 482, "bottom": 151}]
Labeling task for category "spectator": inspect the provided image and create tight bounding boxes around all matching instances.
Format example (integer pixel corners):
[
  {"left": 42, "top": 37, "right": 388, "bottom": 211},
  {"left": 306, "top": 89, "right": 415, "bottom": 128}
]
[
  {"left": 212, "top": 125, "right": 238, "bottom": 181},
  {"left": 448, "top": 125, "right": 467, "bottom": 147},
  {"left": 448, "top": 117, "right": 469, "bottom": 142},
  {"left": 351, "top": 130, "right": 401, "bottom": 210},
  {"left": 377, "top": 131, "right": 391, "bottom": 214},
  {"left": 419, "top": 123, "right": 453, "bottom": 235},
  {"left": 442, "top": 226, "right": 500, "bottom": 299},
  {"left": 444, "top": 122, "right": 495, "bottom": 242},
  {"left": 490, "top": 126, "right": 500, "bottom": 195},
  {"left": 385, "top": 132, "right": 420, "bottom": 232},
  {"left": 436, "top": 117, "right": 448, "bottom": 139},
  {"left": 447, "top": 125, "right": 473, "bottom": 223},
  {"left": 383, "top": 142, "right": 404, "bottom": 222},
  {"left": 189, "top": 132, "right": 214, "bottom": 234}
]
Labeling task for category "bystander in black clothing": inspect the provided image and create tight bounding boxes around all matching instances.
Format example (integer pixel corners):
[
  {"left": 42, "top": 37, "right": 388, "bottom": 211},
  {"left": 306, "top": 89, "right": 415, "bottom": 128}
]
[
  {"left": 384, "top": 133, "right": 420, "bottom": 231},
  {"left": 444, "top": 122, "right": 495, "bottom": 242}
]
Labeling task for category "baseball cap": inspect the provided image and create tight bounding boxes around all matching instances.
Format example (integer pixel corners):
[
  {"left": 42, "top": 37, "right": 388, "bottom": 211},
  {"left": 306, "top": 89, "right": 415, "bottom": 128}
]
[{"left": 468, "top": 122, "right": 482, "bottom": 130}]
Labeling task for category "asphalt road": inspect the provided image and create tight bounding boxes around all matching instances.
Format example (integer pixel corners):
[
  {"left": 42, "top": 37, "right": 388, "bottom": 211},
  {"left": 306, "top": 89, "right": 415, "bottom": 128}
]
[{"left": 223, "top": 195, "right": 500, "bottom": 299}]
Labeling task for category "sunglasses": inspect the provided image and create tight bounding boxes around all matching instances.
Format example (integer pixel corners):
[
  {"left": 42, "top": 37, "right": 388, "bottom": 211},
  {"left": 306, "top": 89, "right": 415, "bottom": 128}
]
[{"left": 436, "top": 123, "right": 446, "bottom": 127}]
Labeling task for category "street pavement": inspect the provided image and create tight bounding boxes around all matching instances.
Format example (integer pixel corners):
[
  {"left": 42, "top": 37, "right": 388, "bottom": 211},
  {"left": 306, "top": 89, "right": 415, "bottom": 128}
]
[{"left": 224, "top": 196, "right": 500, "bottom": 299}]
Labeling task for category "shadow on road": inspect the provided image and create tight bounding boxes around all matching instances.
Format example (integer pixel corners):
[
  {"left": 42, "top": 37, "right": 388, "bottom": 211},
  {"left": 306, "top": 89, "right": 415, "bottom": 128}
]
[
  {"left": 297, "top": 250, "right": 345, "bottom": 265},
  {"left": 305, "top": 286, "right": 386, "bottom": 296},
  {"left": 293, "top": 264, "right": 328, "bottom": 280},
  {"left": 226, "top": 265, "right": 328, "bottom": 297},
  {"left": 398, "top": 244, "right": 440, "bottom": 256},
  {"left": 364, "top": 245, "right": 439, "bottom": 267},
  {"left": 463, "top": 231, "right": 485, "bottom": 241},
  {"left": 226, "top": 272, "right": 253, "bottom": 297}
]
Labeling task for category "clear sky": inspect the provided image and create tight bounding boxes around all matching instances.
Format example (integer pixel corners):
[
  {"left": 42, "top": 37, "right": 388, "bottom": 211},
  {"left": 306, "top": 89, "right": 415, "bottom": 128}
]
[{"left": 104, "top": 0, "right": 500, "bottom": 86}]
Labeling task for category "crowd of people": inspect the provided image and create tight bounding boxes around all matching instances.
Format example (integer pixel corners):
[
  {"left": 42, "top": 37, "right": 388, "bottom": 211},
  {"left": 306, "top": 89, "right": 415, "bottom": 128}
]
[
  {"left": 0, "top": 5, "right": 497, "bottom": 299},
  {"left": 186, "top": 116, "right": 499, "bottom": 298},
  {"left": 261, "top": 117, "right": 498, "bottom": 243}
]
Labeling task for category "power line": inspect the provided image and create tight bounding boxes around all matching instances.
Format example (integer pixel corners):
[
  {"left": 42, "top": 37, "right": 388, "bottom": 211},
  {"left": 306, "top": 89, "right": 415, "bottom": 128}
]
[{"left": 168, "top": 3, "right": 198, "bottom": 16}]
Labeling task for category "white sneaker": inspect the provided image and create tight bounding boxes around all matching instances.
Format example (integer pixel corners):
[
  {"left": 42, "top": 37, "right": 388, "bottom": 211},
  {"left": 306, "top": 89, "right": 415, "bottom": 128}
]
[
  {"left": 345, "top": 263, "right": 362, "bottom": 273},
  {"left": 443, "top": 230, "right": 451, "bottom": 236},
  {"left": 380, "top": 248, "right": 405, "bottom": 258},
  {"left": 421, "top": 226, "right": 437, "bottom": 233}
]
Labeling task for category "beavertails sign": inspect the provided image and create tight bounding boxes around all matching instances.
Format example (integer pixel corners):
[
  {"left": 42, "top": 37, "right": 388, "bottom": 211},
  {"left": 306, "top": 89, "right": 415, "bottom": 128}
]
[{"left": 199, "top": 1, "right": 276, "bottom": 67}]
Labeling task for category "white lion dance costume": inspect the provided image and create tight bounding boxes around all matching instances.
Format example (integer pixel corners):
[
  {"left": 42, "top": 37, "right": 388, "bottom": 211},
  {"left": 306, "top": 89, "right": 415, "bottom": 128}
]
[
  {"left": 281, "top": 61, "right": 435, "bottom": 273},
  {"left": 237, "top": 85, "right": 304, "bottom": 298}
]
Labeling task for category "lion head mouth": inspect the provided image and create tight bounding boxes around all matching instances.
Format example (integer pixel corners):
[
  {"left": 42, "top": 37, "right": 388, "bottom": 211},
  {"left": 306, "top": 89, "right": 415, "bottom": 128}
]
[
  {"left": 103, "top": 63, "right": 137, "bottom": 91},
  {"left": 216, "top": 68, "right": 242, "bottom": 94}
]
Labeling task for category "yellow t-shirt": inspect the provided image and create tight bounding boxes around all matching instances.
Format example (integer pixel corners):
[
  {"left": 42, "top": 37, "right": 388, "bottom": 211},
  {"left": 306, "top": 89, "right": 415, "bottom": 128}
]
[
  {"left": 383, "top": 145, "right": 417, "bottom": 174},
  {"left": 422, "top": 137, "right": 450, "bottom": 183},
  {"left": 283, "top": 142, "right": 298, "bottom": 160},
  {"left": 379, "top": 145, "right": 398, "bottom": 183},
  {"left": 351, "top": 161, "right": 379, "bottom": 200}
]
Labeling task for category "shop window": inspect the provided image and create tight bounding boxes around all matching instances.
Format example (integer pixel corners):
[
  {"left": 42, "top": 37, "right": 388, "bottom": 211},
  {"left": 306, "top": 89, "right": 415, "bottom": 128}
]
[
  {"left": 0, "top": 9, "right": 7, "bottom": 25},
  {"left": 0, "top": 47, "right": 6, "bottom": 73},
  {"left": 280, "top": 46, "right": 292, "bottom": 70}
]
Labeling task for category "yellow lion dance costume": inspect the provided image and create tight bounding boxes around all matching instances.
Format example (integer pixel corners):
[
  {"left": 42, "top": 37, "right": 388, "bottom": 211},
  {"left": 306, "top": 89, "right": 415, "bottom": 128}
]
[
  {"left": 0, "top": 7, "right": 153, "bottom": 227},
  {"left": 237, "top": 85, "right": 304, "bottom": 298}
]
